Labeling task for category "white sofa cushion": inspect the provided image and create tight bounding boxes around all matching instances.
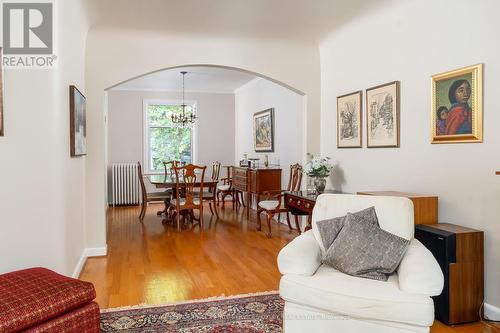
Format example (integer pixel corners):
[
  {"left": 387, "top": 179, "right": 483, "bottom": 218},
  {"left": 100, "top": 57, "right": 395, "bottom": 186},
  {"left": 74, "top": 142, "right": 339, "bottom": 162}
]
[
  {"left": 279, "top": 265, "right": 435, "bottom": 327},
  {"left": 277, "top": 230, "right": 321, "bottom": 276},
  {"left": 312, "top": 194, "right": 415, "bottom": 252},
  {"left": 397, "top": 239, "right": 444, "bottom": 296}
]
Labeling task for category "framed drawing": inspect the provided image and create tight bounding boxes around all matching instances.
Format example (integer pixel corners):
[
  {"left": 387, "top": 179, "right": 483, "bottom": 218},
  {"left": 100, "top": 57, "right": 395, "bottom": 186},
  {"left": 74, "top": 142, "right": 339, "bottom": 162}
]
[
  {"left": 431, "top": 64, "right": 483, "bottom": 143},
  {"left": 253, "top": 108, "right": 274, "bottom": 152},
  {"left": 366, "top": 81, "right": 400, "bottom": 148},
  {"left": 337, "top": 91, "right": 362, "bottom": 148},
  {"left": 69, "top": 85, "right": 87, "bottom": 156},
  {"left": 0, "top": 47, "right": 4, "bottom": 137}
]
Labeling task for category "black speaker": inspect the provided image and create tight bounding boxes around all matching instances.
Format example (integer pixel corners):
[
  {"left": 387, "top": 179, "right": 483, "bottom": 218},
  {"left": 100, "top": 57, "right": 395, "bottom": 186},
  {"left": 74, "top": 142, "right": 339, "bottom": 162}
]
[{"left": 415, "top": 224, "right": 455, "bottom": 324}]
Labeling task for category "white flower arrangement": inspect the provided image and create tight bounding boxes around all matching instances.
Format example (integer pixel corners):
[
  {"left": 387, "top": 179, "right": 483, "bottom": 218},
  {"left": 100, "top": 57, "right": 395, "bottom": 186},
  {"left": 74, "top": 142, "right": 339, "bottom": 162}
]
[{"left": 304, "top": 156, "right": 335, "bottom": 178}]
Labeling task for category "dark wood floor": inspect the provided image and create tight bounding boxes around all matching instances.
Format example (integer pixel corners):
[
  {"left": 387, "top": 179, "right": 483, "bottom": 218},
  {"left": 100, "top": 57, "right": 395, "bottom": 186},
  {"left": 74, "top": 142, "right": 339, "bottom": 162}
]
[{"left": 79, "top": 203, "right": 499, "bottom": 333}]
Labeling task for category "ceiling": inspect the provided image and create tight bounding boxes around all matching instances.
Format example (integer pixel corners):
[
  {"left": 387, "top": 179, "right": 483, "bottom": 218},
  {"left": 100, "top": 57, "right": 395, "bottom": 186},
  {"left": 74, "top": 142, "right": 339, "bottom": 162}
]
[
  {"left": 111, "top": 66, "right": 257, "bottom": 93},
  {"left": 84, "top": 0, "right": 390, "bottom": 43}
]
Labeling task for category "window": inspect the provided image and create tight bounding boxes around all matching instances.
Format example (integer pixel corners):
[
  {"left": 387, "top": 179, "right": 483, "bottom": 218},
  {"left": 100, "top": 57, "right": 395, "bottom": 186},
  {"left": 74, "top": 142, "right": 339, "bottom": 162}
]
[{"left": 144, "top": 100, "right": 195, "bottom": 173}]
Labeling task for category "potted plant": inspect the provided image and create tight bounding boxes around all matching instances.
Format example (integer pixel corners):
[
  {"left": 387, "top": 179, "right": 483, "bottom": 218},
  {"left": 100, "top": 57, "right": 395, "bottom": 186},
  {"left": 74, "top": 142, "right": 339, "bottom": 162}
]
[{"left": 304, "top": 156, "right": 335, "bottom": 194}]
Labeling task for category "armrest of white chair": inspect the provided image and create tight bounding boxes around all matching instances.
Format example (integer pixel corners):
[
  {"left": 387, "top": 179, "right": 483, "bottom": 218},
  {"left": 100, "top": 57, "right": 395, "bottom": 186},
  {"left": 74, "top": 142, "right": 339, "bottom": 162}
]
[
  {"left": 277, "top": 230, "right": 322, "bottom": 276},
  {"left": 397, "top": 238, "right": 444, "bottom": 296}
]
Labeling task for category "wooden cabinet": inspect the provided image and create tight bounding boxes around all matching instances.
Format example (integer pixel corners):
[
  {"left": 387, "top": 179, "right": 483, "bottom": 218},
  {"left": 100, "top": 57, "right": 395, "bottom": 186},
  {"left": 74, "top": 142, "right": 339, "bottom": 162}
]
[
  {"left": 232, "top": 167, "right": 249, "bottom": 192},
  {"left": 285, "top": 193, "right": 315, "bottom": 215},
  {"left": 232, "top": 167, "right": 281, "bottom": 216},
  {"left": 415, "top": 223, "right": 484, "bottom": 324},
  {"left": 357, "top": 191, "right": 438, "bottom": 225}
]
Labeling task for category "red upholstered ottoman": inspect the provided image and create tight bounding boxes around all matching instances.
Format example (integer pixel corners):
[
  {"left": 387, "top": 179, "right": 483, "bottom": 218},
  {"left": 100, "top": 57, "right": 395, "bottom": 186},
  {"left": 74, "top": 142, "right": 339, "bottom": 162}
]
[{"left": 0, "top": 267, "right": 100, "bottom": 333}]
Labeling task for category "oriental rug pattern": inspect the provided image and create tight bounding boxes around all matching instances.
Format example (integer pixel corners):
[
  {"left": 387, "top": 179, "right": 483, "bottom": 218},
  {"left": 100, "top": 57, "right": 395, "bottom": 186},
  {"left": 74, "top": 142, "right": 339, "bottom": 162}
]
[{"left": 100, "top": 292, "right": 283, "bottom": 333}]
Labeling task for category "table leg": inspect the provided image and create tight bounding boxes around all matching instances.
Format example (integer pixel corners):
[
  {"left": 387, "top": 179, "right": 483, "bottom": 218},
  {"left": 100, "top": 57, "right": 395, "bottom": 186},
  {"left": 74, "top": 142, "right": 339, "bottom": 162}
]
[
  {"left": 305, "top": 214, "right": 312, "bottom": 231},
  {"left": 294, "top": 215, "right": 302, "bottom": 234},
  {"left": 246, "top": 192, "right": 251, "bottom": 218},
  {"left": 213, "top": 190, "right": 219, "bottom": 219}
]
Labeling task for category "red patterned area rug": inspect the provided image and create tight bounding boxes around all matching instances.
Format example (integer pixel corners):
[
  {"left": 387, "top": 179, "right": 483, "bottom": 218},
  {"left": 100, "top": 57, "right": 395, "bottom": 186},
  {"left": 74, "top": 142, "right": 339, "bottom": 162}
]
[{"left": 100, "top": 291, "right": 283, "bottom": 333}]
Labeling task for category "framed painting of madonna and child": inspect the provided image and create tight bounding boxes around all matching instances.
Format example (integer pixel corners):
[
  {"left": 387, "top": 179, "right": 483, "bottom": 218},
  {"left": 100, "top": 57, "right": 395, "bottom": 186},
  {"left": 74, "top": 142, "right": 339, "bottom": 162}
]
[{"left": 431, "top": 64, "right": 483, "bottom": 143}]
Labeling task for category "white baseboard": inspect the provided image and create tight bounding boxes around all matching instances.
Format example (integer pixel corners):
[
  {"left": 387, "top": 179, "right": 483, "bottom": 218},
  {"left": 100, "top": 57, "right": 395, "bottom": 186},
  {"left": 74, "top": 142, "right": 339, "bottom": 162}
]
[
  {"left": 72, "top": 245, "right": 108, "bottom": 278},
  {"left": 485, "top": 302, "right": 500, "bottom": 321},
  {"left": 72, "top": 252, "right": 88, "bottom": 278},
  {"left": 85, "top": 246, "right": 108, "bottom": 257}
]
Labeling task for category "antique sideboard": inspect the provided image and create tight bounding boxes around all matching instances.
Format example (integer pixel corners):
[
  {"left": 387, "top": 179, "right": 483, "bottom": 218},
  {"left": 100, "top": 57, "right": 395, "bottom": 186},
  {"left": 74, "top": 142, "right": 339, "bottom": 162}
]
[{"left": 232, "top": 167, "right": 282, "bottom": 217}]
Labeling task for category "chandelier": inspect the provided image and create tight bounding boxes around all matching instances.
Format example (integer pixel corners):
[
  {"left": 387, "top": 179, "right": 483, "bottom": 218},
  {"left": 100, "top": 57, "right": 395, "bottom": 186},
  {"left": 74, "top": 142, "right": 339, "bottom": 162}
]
[{"left": 171, "top": 71, "right": 197, "bottom": 127}]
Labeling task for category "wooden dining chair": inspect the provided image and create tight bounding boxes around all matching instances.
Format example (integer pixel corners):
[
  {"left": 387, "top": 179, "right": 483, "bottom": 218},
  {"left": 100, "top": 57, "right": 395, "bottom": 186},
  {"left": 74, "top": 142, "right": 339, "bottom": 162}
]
[
  {"left": 257, "top": 163, "right": 303, "bottom": 237},
  {"left": 156, "top": 160, "right": 178, "bottom": 217},
  {"left": 196, "top": 161, "right": 221, "bottom": 218},
  {"left": 163, "top": 160, "right": 177, "bottom": 176},
  {"left": 137, "top": 162, "right": 172, "bottom": 220},
  {"left": 169, "top": 163, "right": 207, "bottom": 231},
  {"left": 217, "top": 166, "right": 236, "bottom": 209}
]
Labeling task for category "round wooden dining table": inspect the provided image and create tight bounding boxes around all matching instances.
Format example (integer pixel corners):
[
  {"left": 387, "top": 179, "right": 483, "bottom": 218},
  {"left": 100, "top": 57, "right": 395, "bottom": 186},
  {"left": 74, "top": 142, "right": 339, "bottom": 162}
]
[{"left": 147, "top": 174, "right": 218, "bottom": 191}]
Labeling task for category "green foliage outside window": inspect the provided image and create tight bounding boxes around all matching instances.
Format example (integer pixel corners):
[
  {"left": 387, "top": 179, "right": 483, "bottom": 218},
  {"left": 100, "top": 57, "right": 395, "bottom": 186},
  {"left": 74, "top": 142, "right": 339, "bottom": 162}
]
[{"left": 148, "top": 104, "right": 193, "bottom": 171}]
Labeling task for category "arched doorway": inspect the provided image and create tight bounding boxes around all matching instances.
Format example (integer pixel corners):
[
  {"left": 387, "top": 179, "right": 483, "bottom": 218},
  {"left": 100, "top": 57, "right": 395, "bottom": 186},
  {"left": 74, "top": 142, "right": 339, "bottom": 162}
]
[{"left": 104, "top": 64, "right": 307, "bottom": 205}]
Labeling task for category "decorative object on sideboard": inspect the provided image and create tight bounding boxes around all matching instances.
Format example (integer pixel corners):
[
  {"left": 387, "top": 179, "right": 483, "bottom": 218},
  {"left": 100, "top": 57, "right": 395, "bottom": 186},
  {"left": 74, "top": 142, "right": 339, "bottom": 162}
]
[
  {"left": 264, "top": 154, "right": 269, "bottom": 167},
  {"left": 366, "top": 81, "right": 400, "bottom": 148},
  {"left": 0, "top": 47, "right": 4, "bottom": 137},
  {"left": 431, "top": 64, "right": 483, "bottom": 144},
  {"left": 248, "top": 158, "right": 260, "bottom": 168},
  {"left": 304, "top": 156, "right": 335, "bottom": 194},
  {"left": 337, "top": 90, "right": 362, "bottom": 148},
  {"left": 253, "top": 108, "right": 274, "bottom": 152},
  {"left": 69, "top": 85, "right": 87, "bottom": 156}
]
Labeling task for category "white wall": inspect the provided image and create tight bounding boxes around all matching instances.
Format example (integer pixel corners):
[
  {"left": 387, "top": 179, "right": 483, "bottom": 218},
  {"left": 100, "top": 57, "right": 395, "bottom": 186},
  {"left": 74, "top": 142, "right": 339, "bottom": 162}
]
[
  {"left": 85, "top": 29, "right": 321, "bottom": 251},
  {"left": 235, "top": 78, "right": 304, "bottom": 186},
  {"left": 0, "top": 0, "right": 90, "bottom": 276},
  {"left": 320, "top": 0, "right": 500, "bottom": 309},
  {"left": 107, "top": 89, "right": 235, "bottom": 195}
]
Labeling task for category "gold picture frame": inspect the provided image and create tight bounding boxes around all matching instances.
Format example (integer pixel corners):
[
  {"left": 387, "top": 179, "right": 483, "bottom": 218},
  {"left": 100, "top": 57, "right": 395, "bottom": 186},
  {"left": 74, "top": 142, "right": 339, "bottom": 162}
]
[
  {"left": 337, "top": 91, "right": 362, "bottom": 148},
  {"left": 366, "top": 81, "right": 400, "bottom": 148},
  {"left": 431, "top": 64, "right": 483, "bottom": 144}
]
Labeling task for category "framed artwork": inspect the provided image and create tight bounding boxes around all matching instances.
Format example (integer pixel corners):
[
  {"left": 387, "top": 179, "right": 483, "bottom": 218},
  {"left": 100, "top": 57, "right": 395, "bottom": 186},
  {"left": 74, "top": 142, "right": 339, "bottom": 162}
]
[
  {"left": 337, "top": 90, "right": 362, "bottom": 148},
  {"left": 253, "top": 108, "right": 274, "bottom": 152},
  {"left": 431, "top": 64, "right": 483, "bottom": 144},
  {"left": 69, "top": 85, "right": 87, "bottom": 156},
  {"left": 0, "top": 47, "right": 4, "bottom": 137},
  {"left": 366, "top": 81, "right": 400, "bottom": 148}
]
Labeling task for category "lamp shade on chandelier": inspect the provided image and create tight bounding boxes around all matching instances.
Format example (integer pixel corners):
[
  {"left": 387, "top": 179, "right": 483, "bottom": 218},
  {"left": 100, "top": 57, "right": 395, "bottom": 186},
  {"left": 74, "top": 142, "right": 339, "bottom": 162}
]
[{"left": 171, "top": 71, "right": 198, "bottom": 127}]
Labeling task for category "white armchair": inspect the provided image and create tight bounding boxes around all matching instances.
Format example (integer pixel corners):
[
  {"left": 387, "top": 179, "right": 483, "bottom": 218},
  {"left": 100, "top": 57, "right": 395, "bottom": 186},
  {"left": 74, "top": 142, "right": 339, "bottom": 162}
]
[{"left": 278, "top": 194, "right": 444, "bottom": 333}]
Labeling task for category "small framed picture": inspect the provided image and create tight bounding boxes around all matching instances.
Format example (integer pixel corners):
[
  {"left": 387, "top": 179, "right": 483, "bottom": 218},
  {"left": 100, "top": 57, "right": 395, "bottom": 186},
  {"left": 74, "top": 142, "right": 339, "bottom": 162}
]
[
  {"left": 69, "top": 85, "right": 87, "bottom": 156},
  {"left": 366, "top": 81, "right": 400, "bottom": 148},
  {"left": 337, "top": 91, "right": 362, "bottom": 148},
  {"left": 431, "top": 64, "right": 483, "bottom": 144},
  {"left": 253, "top": 108, "right": 274, "bottom": 152}
]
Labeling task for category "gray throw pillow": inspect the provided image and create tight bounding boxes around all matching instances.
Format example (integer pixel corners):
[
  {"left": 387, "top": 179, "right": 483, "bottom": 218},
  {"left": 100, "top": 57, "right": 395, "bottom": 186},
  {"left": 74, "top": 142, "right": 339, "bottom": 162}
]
[
  {"left": 316, "top": 207, "right": 379, "bottom": 251},
  {"left": 322, "top": 213, "right": 410, "bottom": 281}
]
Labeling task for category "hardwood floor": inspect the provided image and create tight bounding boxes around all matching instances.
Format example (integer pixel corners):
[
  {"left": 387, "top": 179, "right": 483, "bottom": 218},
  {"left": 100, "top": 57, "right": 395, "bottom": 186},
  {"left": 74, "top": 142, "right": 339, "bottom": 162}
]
[
  {"left": 80, "top": 203, "right": 295, "bottom": 308},
  {"left": 80, "top": 203, "right": 499, "bottom": 333}
]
